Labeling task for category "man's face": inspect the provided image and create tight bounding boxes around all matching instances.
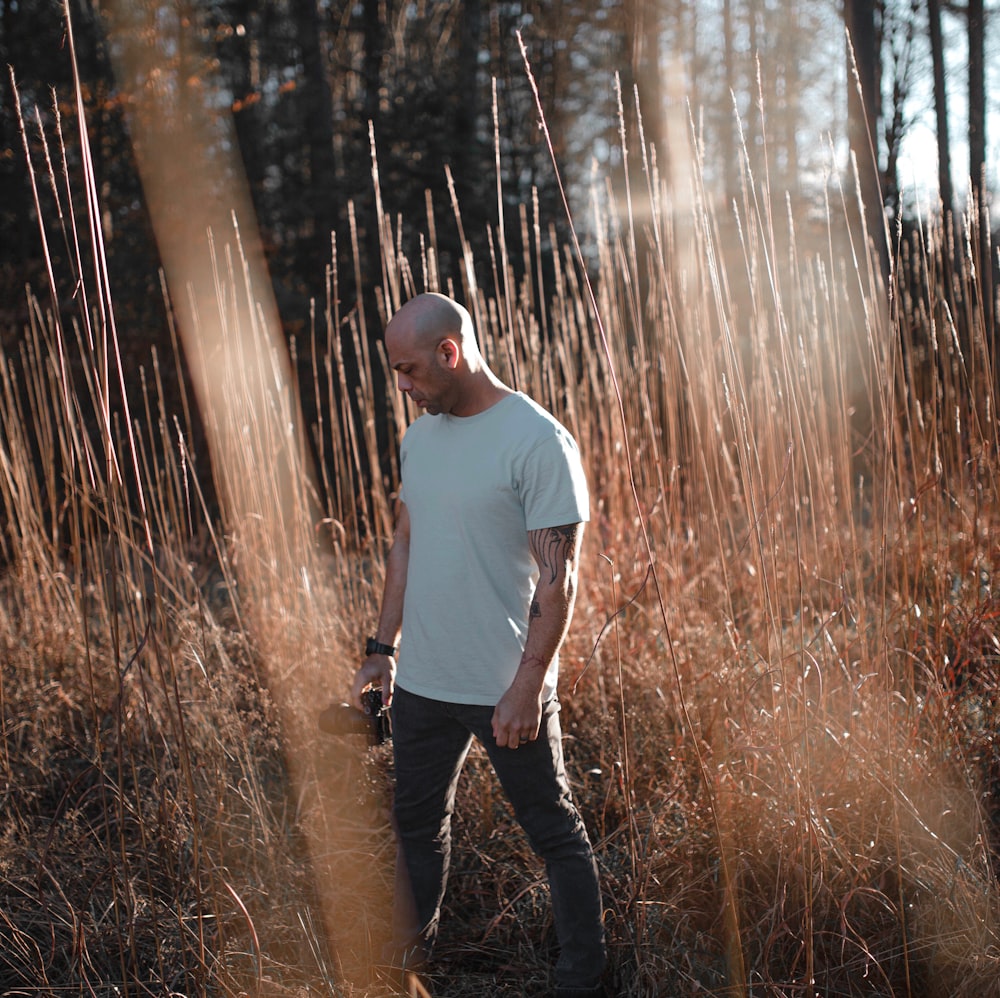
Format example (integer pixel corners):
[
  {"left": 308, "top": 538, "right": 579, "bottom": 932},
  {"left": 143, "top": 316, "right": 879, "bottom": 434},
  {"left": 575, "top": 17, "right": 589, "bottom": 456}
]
[{"left": 386, "top": 331, "right": 455, "bottom": 416}]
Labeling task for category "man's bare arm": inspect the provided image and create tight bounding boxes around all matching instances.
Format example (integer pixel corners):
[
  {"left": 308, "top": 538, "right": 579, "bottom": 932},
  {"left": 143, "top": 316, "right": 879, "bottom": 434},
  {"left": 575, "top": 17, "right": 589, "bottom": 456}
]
[
  {"left": 351, "top": 501, "right": 410, "bottom": 710},
  {"left": 491, "top": 521, "right": 584, "bottom": 748}
]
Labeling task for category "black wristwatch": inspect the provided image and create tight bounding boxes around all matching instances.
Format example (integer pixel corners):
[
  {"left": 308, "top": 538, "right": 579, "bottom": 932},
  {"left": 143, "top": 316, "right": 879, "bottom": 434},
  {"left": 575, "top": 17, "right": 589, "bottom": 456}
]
[{"left": 366, "top": 636, "right": 397, "bottom": 657}]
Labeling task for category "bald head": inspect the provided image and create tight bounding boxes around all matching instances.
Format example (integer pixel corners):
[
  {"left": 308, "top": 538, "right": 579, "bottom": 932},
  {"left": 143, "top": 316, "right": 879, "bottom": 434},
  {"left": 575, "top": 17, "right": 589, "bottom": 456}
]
[
  {"left": 384, "top": 293, "right": 511, "bottom": 418},
  {"left": 385, "top": 293, "right": 477, "bottom": 355}
]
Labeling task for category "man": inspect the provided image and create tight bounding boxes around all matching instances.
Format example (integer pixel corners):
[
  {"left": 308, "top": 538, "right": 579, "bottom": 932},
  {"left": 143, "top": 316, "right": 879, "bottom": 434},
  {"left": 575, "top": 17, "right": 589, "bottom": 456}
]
[{"left": 350, "top": 293, "right": 607, "bottom": 997}]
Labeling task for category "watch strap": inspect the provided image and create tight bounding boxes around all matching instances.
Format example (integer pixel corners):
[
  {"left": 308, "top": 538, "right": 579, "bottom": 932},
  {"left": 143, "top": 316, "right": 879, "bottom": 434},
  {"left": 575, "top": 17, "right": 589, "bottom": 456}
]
[{"left": 366, "top": 637, "right": 397, "bottom": 657}]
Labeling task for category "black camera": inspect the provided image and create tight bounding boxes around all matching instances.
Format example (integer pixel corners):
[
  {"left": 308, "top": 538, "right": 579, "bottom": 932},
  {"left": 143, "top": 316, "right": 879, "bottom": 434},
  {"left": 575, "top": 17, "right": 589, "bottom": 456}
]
[{"left": 318, "top": 688, "right": 391, "bottom": 745}]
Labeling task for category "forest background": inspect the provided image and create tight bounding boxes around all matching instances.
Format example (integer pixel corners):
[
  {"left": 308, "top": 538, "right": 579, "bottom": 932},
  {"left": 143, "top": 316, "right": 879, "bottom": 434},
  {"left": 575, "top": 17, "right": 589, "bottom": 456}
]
[
  {"left": 2, "top": 0, "right": 996, "bottom": 358},
  {"left": 2, "top": 1, "right": 1000, "bottom": 997}
]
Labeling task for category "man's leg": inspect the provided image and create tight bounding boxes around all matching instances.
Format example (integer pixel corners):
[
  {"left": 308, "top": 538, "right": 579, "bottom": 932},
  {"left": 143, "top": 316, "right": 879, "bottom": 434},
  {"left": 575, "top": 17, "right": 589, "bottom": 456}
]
[
  {"left": 390, "top": 687, "right": 474, "bottom": 963},
  {"left": 472, "top": 699, "right": 607, "bottom": 991}
]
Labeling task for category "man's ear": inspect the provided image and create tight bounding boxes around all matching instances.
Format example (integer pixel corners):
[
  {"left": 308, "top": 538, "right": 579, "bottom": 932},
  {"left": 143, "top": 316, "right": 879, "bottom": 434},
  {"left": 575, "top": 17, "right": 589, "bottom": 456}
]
[{"left": 437, "top": 337, "right": 460, "bottom": 370}]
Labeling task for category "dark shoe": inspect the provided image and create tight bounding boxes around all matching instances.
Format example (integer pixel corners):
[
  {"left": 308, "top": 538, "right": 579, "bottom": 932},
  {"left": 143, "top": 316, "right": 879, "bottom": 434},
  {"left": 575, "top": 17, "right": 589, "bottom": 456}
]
[{"left": 554, "top": 985, "right": 606, "bottom": 998}]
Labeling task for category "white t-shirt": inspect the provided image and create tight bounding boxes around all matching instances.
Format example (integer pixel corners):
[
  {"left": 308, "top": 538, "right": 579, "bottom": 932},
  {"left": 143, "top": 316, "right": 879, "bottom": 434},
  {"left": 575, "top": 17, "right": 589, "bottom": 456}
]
[{"left": 397, "top": 392, "right": 589, "bottom": 705}]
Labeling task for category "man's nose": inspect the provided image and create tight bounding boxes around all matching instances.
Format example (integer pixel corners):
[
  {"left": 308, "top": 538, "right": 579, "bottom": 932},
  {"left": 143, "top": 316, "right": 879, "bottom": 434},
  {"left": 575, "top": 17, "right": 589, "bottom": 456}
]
[{"left": 397, "top": 373, "right": 412, "bottom": 392}]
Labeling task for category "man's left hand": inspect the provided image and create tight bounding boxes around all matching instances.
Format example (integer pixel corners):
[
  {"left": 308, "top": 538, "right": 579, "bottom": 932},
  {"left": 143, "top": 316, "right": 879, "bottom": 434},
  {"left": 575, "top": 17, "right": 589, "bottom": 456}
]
[{"left": 492, "top": 681, "right": 543, "bottom": 749}]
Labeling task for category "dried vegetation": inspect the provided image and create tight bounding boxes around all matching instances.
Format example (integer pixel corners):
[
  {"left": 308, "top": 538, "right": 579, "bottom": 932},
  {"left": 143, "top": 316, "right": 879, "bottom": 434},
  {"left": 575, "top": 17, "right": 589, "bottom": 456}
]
[{"left": 2, "top": 46, "right": 999, "bottom": 998}]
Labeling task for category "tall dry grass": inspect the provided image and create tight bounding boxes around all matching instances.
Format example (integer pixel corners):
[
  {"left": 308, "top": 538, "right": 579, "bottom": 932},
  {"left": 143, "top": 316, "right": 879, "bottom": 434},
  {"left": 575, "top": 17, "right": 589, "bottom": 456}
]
[{"left": 2, "top": 53, "right": 1000, "bottom": 998}]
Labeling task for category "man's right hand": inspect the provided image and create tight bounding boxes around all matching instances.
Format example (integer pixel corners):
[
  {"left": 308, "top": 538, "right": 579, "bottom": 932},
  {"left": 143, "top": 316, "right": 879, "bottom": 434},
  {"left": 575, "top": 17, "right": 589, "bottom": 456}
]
[{"left": 350, "top": 653, "right": 396, "bottom": 711}]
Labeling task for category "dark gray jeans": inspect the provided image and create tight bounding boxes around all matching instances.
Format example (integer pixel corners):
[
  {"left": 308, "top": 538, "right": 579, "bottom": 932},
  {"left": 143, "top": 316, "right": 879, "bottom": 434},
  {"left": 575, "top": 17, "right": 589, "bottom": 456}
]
[{"left": 389, "top": 686, "right": 607, "bottom": 990}]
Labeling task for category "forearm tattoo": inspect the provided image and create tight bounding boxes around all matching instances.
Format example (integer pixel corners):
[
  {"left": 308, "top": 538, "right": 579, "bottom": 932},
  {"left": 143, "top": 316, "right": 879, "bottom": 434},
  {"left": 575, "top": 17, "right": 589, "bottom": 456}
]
[{"left": 529, "top": 523, "right": 580, "bottom": 585}]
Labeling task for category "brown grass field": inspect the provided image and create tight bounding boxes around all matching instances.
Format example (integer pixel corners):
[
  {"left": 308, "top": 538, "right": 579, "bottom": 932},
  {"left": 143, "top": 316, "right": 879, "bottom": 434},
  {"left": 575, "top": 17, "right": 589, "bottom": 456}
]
[{"left": 2, "top": 49, "right": 1000, "bottom": 998}]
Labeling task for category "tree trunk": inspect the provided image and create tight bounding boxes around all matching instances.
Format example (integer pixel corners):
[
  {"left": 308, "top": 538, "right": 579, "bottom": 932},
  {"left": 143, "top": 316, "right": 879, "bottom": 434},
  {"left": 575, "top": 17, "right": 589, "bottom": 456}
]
[
  {"left": 778, "top": 0, "right": 801, "bottom": 196},
  {"left": 843, "top": 0, "right": 887, "bottom": 275},
  {"left": 230, "top": 5, "right": 265, "bottom": 204},
  {"left": 722, "top": 0, "right": 738, "bottom": 205},
  {"left": 927, "top": 0, "right": 953, "bottom": 215},
  {"left": 968, "top": 0, "right": 986, "bottom": 211},
  {"left": 967, "top": 0, "right": 992, "bottom": 345},
  {"left": 624, "top": 0, "right": 664, "bottom": 157},
  {"left": 452, "top": 0, "right": 482, "bottom": 210},
  {"left": 362, "top": 0, "right": 387, "bottom": 128},
  {"left": 622, "top": 0, "right": 664, "bottom": 343},
  {"left": 292, "top": 0, "right": 337, "bottom": 255}
]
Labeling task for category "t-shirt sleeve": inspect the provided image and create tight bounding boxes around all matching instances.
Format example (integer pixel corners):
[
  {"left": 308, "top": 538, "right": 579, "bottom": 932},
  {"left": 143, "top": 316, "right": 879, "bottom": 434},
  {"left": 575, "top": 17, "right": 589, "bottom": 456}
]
[{"left": 519, "top": 429, "right": 590, "bottom": 530}]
